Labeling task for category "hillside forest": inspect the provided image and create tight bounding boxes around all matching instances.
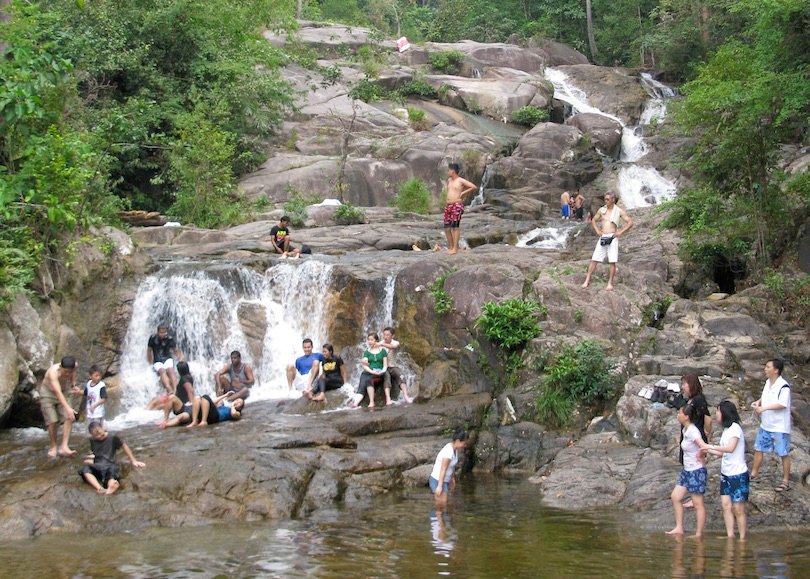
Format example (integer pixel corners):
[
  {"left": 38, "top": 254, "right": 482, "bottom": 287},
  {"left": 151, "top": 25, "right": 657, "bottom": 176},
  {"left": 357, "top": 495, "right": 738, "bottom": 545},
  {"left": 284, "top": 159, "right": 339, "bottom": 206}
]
[{"left": 1, "top": 0, "right": 808, "bottom": 311}]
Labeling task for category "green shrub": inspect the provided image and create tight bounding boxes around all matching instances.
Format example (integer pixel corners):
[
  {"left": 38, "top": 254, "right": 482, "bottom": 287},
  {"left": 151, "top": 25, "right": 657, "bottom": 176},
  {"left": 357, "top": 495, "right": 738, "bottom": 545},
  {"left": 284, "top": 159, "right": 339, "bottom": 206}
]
[
  {"left": 511, "top": 106, "right": 549, "bottom": 126},
  {"left": 393, "top": 178, "right": 432, "bottom": 214},
  {"left": 763, "top": 270, "right": 810, "bottom": 323},
  {"left": 348, "top": 77, "right": 387, "bottom": 102},
  {"left": 429, "top": 50, "right": 465, "bottom": 74},
  {"left": 282, "top": 187, "right": 321, "bottom": 227},
  {"left": 406, "top": 107, "right": 430, "bottom": 131},
  {"left": 475, "top": 299, "right": 545, "bottom": 350},
  {"left": 333, "top": 202, "right": 365, "bottom": 225},
  {"left": 399, "top": 78, "right": 438, "bottom": 98},
  {"left": 536, "top": 340, "right": 618, "bottom": 426},
  {"left": 429, "top": 271, "right": 454, "bottom": 315},
  {"left": 642, "top": 296, "right": 673, "bottom": 329}
]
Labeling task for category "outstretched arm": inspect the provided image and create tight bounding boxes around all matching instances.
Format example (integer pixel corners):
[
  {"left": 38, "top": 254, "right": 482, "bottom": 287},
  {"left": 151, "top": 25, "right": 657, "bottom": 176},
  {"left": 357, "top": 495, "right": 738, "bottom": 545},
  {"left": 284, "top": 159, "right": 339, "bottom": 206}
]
[{"left": 122, "top": 443, "right": 145, "bottom": 468}]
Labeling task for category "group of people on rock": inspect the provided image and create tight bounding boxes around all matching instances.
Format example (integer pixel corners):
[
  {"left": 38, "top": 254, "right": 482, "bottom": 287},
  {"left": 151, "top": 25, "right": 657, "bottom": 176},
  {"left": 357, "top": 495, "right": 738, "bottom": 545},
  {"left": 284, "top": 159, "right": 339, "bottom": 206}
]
[
  {"left": 560, "top": 188, "right": 590, "bottom": 221},
  {"left": 666, "top": 360, "right": 793, "bottom": 540},
  {"left": 286, "top": 327, "right": 414, "bottom": 408}
]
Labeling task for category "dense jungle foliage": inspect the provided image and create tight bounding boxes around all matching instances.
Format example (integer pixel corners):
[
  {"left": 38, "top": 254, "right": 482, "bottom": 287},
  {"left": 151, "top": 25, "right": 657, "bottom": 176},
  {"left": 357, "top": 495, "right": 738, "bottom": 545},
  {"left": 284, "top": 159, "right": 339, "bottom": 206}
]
[{"left": 1, "top": 0, "right": 809, "bottom": 310}]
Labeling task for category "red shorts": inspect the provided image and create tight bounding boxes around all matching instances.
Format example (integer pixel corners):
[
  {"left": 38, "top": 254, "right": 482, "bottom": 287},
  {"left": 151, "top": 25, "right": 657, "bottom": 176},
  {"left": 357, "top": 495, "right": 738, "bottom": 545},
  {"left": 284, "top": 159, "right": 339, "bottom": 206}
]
[{"left": 443, "top": 202, "right": 464, "bottom": 227}]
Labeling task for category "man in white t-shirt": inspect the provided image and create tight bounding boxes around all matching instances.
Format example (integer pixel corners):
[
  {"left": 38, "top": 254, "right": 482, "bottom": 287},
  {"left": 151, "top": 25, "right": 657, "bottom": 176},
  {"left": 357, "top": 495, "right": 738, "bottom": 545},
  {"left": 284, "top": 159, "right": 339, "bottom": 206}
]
[{"left": 750, "top": 358, "right": 792, "bottom": 491}]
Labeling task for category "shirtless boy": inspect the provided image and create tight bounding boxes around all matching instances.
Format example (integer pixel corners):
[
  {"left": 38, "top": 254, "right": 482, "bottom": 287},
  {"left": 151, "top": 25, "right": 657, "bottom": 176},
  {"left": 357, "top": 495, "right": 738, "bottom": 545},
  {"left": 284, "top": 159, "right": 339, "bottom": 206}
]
[
  {"left": 444, "top": 163, "right": 477, "bottom": 255},
  {"left": 582, "top": 192, "right": 633, "bottom": 291},
  {"left": 38, "top": 356, "right": 83, "bottom": 458}
]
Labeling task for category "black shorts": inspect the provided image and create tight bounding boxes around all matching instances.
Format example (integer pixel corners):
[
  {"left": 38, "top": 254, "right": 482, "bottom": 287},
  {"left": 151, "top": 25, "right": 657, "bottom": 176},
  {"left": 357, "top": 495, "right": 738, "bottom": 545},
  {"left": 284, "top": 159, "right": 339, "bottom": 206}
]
[
  {"left": 79, "top": 463, "right": 121, "bottom": 487},
  {"left": 201, "top": 395, "right": 220, "bottom": 424}
]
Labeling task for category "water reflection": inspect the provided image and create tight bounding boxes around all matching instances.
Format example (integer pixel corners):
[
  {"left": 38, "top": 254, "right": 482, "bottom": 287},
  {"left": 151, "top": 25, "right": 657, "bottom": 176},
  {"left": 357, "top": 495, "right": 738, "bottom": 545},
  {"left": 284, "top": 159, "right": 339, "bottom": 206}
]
[{"left": 0, "top": 476, "right": 807, "bottom": 577}]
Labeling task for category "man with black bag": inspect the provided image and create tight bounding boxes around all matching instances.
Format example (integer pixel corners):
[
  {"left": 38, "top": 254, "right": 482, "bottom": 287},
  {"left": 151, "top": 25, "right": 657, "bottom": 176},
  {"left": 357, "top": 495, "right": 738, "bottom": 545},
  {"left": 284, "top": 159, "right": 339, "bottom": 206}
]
[{"left": 581, "top": 192, "right": 633, "bottom": 291}]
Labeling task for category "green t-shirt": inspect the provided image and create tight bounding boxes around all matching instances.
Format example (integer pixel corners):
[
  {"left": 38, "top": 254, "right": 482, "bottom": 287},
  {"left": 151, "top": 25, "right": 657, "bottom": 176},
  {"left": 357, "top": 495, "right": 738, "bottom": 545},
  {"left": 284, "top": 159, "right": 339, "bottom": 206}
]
[{"left": 363, "top": 348, "right": 387, "bottom": 371}]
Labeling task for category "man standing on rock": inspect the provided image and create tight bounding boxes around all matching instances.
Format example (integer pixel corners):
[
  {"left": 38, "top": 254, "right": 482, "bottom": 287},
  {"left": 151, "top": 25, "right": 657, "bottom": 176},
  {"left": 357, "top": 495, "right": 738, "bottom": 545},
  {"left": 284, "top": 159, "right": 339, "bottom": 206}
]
[
  {"left": 38, "top": 356, "right": 83, "bottom": 458},
  {"left": 581, "top": 192, "right": 633, "bottom": 291},
  {"left": 444, "top": 163, "right": 477, "bottom": 255},
  {"left": 750, "top": 359, "right": 792, "bottom": 492}
]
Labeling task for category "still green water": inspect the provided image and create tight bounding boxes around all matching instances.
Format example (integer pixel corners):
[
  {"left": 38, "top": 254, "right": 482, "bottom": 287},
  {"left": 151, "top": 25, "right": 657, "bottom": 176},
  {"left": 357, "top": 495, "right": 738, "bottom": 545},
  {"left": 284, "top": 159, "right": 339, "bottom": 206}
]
[{"left": 0, "top": 476, "right": 804, "bottom": 578}]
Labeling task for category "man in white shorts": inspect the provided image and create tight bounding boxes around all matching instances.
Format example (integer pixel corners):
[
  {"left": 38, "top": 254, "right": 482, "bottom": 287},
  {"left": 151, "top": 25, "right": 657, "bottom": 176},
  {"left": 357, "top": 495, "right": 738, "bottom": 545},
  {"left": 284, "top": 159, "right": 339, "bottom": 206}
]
[
  {"left": 286, "top": 338, "right": 323, "bottom": 394},
  {"left": 147, "top": 325, "right": 183, "bottom": 394},
  {"left": 581, "top": 192, "right": 633, "bottom": 291}
]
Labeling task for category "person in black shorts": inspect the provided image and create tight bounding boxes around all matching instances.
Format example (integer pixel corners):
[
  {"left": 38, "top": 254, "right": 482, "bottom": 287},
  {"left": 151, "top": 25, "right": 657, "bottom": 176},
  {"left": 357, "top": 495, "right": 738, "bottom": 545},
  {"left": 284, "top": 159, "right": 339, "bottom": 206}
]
[
  {"left": 305, "top": 343, "right": 347, "bottom": 402},
  {"left": 79, "top": 421, "right": 145, "bottom": 494}
]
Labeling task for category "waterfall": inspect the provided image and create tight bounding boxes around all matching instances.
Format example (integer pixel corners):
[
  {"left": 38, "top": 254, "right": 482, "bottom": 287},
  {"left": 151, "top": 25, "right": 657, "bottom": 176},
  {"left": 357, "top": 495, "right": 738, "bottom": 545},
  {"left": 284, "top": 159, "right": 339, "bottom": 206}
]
[
  {"left": 470, "top": 163, "right": 494, "bottom": 206},
  {"left": 113, "top": 260, "right": 335, "bottom": 426},
  {"left": 516, "top": 225, "right": 575, "bottom": 249},
  {"left": 545, "top": 67, "right": 678, "bottom": 209}
]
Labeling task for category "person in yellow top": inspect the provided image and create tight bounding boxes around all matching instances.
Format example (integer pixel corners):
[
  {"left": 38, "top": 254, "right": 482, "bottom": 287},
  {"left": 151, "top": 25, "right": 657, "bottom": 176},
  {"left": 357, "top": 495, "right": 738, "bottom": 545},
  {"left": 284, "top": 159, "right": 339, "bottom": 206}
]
[{"left": 581, "top": 192, "right": 633, "bottom": 291}]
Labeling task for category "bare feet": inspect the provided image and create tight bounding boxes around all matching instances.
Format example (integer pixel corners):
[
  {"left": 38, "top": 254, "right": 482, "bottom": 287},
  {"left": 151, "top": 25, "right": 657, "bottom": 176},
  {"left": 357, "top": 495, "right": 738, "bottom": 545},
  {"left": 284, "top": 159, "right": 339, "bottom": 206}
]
[
  {"left": 368, "top": 402, "right": 375, "bottom": 408},
  {"left": 447, "top": 249, "right": 457, "bottom": 255},
  {"left": 581, "top": 279, "right": 590, "bottom": 288},
  {"left": 47, "top": 447, "right": 58, "bottom": 459},
  {"left": 106, "top": 480, "right": 120, "bottom": 495},
  {"left": 185, "top": 421, "right": 197, "bottom": 429},
  {"left": 386, "top": 400, "right": 393, "bottom": 406},
  {"left": 96, "top": 486, "right": 107, "bottom": 494},
  {"left": 157, "top": 420, "right": 167, "bottom": 430},
  {"left": 412, "top": 244, "right": 422, "bottom": 251},
  {"left": 665, "top": 528, "right": 684, "bottom": 536},
  {"left": 606, "top": 283, "right": 614, "bottom": 291},
  {"left": 58, "top": 448, "right": 77, "bottom": 457},
  {"left": 199, "top": 421, "right": 208, "bottom": 426}
]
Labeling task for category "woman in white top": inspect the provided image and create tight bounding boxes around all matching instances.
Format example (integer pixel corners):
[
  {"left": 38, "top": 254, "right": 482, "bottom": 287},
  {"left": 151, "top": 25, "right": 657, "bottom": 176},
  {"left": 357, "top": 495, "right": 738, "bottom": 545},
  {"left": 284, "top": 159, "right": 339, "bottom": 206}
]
[
  {"left": 429, "top": 430, "right": 469, "bottom": 505},
  {"left": 705, "top": 401, "right": 749, "bottom": 540},
  {"left": 666, "top": 403, "right": 708, "bottom": 538}
]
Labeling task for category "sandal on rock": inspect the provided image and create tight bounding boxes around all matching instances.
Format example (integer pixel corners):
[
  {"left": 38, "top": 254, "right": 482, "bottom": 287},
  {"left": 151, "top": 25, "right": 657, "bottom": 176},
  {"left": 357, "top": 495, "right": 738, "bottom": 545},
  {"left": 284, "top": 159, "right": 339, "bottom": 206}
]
[{"left": 775, "top": 482, "right": 790, "bottom": 492}]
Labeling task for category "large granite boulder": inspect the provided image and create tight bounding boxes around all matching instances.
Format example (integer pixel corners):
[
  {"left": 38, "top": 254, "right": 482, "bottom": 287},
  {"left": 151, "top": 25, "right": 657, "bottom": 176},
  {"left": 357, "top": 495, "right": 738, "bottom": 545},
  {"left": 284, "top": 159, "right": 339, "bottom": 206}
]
[{"left": 556, "top": 65, "right": 649, "bottom": 125}]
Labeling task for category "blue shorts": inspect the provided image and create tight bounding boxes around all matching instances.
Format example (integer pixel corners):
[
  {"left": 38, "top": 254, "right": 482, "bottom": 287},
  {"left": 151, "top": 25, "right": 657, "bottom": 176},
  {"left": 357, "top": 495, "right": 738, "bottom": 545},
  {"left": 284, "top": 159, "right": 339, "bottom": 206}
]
[
  {"left": 677, "top": 467, "right": 707, "bottom": 494},
  {"left": 428, "top": 476, "right": 449, "bottom": 494},
  {"left": 561, "top": 205, "right": 570, "bottom": 218},
  {"left": 754, "top": 428, "right": 791, "bottom": 457},
  {"left": 721, "top": 472, "right": 749, "bottom": 503}
]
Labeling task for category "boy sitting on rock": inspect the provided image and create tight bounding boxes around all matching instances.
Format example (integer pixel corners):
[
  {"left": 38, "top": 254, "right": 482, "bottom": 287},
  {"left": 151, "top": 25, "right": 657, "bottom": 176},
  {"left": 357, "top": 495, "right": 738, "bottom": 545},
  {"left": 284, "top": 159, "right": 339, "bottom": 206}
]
[{"left": 79, "top": 421, "right": 145, "bottom": 494}]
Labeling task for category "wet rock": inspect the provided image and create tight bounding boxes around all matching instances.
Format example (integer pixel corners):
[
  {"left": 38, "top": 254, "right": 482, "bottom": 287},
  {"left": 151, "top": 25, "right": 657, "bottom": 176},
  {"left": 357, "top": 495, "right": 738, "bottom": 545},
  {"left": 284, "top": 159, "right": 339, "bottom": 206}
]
[{"left": 566, "top": 112, "right": 623, "bottom": 159}]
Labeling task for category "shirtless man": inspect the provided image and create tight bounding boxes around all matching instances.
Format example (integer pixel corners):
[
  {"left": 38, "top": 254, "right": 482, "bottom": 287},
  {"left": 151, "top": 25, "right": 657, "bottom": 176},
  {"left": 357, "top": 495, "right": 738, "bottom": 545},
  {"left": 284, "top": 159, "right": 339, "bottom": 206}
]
[
  {"left": 38, "top": 356, "right": 83, "bottom": 458},
  {"left": 380, "top": 327, "right": 413, "bottom": 404},
  {"left": 581, "top": 192, "right": 633, "bottom": 291},
  {"left": 214, "top": 350, "right": 254, "bottom": 402},
  {"left": 560, "top": 190, "right": 571, "bottom": 219},
  {"left": 573, "top": 189, "right": 587, "bottom": 220},
  {"left": 444, "top": 163, "right": 477, "bottom": 255}
]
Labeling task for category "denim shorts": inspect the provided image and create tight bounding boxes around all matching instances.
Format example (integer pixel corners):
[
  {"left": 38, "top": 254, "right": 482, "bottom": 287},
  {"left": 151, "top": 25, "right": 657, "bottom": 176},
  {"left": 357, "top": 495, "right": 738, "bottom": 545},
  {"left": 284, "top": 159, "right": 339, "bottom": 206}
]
[
  {"left": 754, "top": 428, "right": 791, "bottom": 457},
  {"left": 677, "top": 467, "right": 707, "bottom": 494},
  {"left": 428, "top": 476, "right": 449, "bottom": 493},
  {"left": 721, "top": 472, "right": 750, "bottom": 503}
]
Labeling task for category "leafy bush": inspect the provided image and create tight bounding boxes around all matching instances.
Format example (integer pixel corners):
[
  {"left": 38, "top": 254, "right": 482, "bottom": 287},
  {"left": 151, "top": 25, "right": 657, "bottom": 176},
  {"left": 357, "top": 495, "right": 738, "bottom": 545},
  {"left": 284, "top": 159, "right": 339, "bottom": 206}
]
[
  {"left": 536, "top": 340, "right": 618, "bottom": 426},
  {"left": 348, "top": 77, "right": 387, "bottom": 102},
  {"left": 399, "top": 78, "right": 438, "bottom": 99},
  {"left": 429, "top": 50, "right": 465, "bottom": 74},
  {"left": 333, "top": 202, "right": 365, "bottom": 225},
  {"left": 393, "top": 178, "right": 432, "bottom": 214},
  {"left": 476, "top": 299, "right": 545, "bottom": 350},
  {"left": 763, "top": 270, "right": 810, "bottom": 324},
  {"left": 406, "top": 107, "right": 429, "bottom": 131},
  {"left": 511, "top": 106, "right": 549, "bottom": 127},
  {"left": 282, "top": 188, "right": 320, "bottom": 227},
  {"left": 429, "top": 271, "right": 454, "bottom": 315}
]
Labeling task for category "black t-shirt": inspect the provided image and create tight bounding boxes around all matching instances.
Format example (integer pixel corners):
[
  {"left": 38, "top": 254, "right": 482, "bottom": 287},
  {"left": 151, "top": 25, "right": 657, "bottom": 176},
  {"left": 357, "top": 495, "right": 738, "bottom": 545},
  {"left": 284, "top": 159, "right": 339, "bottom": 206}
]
[
  {"left": 321, "top": 356, "right": 344, "bottom": 386},
  {"left": 148, "top": 334, "right": 177, "bottom": 363},
  {"left": 90, "top": 434, "right": 123, "bottom": 468},
  {"left": 176, "top": 374, "right": 194, "bottom": 405},
  {"left": 270, "top": 225, "right": 291, "bottom": 249}
]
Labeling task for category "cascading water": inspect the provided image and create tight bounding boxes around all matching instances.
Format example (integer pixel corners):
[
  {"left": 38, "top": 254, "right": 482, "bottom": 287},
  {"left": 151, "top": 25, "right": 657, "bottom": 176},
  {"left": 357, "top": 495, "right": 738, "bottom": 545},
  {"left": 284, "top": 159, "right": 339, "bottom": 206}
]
[
  {"left": 470, "top": 163, "right": 494, "bottom": 207},
  {"left": 516, "top": 225, "right": 577, "bottom": 249},
  {"left": 113, "top": 260, "right": 335, "bottom": 426},
  {"left": 544, "top": 67, "right": 678, "bottom": 209}
]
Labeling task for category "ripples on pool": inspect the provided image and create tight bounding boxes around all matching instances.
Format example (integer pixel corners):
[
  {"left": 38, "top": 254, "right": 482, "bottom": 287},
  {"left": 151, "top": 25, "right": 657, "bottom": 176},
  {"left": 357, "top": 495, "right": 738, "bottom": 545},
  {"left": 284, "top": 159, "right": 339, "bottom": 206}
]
[{"left": 0, "top": 475, "right": 805, "bottom": 577}]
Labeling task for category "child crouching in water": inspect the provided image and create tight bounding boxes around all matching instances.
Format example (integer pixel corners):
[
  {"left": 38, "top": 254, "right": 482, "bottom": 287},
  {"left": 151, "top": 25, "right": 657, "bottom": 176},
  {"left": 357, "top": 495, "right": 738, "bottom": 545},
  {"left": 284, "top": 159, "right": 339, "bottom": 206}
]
[{"left": 79, "top": 421, "right": 145, "bottom": 494}]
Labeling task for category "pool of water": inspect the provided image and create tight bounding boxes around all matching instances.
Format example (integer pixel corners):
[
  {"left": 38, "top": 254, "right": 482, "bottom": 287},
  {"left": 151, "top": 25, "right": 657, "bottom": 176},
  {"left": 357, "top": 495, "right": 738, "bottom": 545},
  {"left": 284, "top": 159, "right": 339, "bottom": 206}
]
[{"left": 0, "top": 475, "right": 805, "bottom": 577}]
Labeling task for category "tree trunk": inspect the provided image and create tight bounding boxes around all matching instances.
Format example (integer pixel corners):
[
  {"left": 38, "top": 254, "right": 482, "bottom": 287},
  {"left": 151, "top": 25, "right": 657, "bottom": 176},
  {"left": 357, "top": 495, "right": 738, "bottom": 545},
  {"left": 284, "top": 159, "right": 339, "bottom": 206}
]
[
  {"left": 585, "top": 0, "right": 598, "bottom": 59},
  {"left": 296, "top": 0, "right": 303, "bottom": 19}
]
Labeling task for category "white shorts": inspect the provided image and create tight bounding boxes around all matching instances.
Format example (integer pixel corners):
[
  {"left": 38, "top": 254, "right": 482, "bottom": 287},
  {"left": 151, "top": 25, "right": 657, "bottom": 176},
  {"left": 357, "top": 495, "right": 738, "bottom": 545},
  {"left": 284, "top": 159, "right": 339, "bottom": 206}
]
[
  {"left": 152, "top": 359, "right": 176, "bottom": 373},
  {"left": 292, "top": 372, "right": 311, "bottom": 391},
  {"left": 591, "top": 236, "right": 619, "bottom": 263}
]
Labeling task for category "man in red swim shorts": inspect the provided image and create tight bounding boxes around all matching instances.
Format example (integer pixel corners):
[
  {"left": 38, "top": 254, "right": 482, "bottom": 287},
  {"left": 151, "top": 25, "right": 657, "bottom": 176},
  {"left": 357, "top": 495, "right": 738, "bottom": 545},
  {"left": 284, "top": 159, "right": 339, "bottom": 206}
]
[{"left": 443, "top": 162, "right": 477, "bottom": 255}]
